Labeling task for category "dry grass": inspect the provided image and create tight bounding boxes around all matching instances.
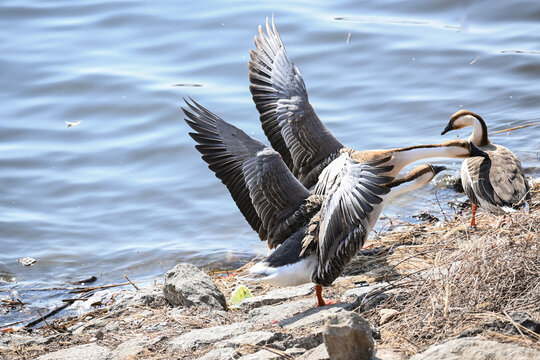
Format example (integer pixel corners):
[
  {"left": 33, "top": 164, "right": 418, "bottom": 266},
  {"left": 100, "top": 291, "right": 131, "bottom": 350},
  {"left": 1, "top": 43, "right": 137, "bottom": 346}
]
[{"left": 361, "top": 181, "right": 540, "bottom": 355}]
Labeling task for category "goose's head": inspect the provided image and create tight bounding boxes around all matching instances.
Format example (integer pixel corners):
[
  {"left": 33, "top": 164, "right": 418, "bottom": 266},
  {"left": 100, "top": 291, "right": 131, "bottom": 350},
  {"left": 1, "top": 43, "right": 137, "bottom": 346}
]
[
  {"left": 439, "top": 139, "right": 489, "bottom": 158},
  {"left": 441, "top": 110, "right": 484, "bottom": 135},
  {"left": 406, "top": 163, "right": 446, "bottom": 184}
]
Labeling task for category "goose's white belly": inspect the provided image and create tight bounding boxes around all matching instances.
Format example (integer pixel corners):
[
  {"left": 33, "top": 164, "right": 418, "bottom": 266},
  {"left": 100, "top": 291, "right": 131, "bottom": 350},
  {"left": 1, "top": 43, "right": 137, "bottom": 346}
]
[{"left": 240, "top": 255, "right": 317, "bottom": 287}]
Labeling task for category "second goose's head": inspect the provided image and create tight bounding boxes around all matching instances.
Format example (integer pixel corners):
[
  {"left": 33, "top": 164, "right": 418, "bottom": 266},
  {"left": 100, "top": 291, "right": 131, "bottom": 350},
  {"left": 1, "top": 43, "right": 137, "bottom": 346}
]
[
  {"left": 441, "top": 110, "right": 482, "bottom": 134},
  {"left": 441, "top": 110, "right": 490, "bottom": 146},
  {"left": 385, "top": 163, "right": 447, "bottom": 199}
]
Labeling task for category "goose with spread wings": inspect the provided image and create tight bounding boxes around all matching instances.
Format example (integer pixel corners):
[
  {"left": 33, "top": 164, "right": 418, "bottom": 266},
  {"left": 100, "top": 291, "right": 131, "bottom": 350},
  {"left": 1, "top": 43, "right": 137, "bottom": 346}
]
[
  {"left": 248, "top": 18, "right": 485, "bottom": 188},
  {"left": 183, "top": 99, "right": 457, "bottom": 306}
]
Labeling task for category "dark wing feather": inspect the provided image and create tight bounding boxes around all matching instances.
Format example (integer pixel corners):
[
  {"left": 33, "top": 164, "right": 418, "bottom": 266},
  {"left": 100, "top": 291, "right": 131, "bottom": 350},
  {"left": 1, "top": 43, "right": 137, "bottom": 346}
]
[
  {"left": 183, "top": 99, "right": 311, "bottom": 247},
  {"left": 488, "top": 145, "right": 530, "bottom": 205},
  {"left": 249, "top": 18, "right": 343, "bottom": 188},
  {"left": 243, "top": 148, "right": 311, "bottom": 247},
  {"left": 311, "top": 154, "right": 393, "bottom": 286}
]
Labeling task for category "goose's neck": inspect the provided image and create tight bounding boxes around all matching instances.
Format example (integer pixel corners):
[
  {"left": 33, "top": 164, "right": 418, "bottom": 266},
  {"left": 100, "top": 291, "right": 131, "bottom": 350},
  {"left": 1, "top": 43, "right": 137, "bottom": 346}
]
[
  {"left": 467, "top": 116, "right": 490, "bottom": 147},
  {"left": 391, "top": 145, "right": 459, "bottom": 173},
  {"left": 385, "top": 174, "right": 429, "bottom": 201},
  {"left": 387, "top": 181, "right": 422, "bottom": 201}
]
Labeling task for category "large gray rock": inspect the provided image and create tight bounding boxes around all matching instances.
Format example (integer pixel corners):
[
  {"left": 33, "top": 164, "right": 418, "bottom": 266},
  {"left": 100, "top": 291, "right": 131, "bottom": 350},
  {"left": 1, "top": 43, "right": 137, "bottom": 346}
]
[
  {"left": 36, "top": 343, "right": 110, "bottom": 360},
  {"left": 239, "top": 283, "right": 315, "bottom": 310},
  {"left": 169, "top": 321, "right": 253, "bottom": 351},
  {"left": 410, "top": 337, "right": 540, "bottom": 360},
  {"left": 163, "top": 263, "right": 227, "bottom": 310},
  {"left": 322, "top": 311, "right": 374, "bottom": 360}
]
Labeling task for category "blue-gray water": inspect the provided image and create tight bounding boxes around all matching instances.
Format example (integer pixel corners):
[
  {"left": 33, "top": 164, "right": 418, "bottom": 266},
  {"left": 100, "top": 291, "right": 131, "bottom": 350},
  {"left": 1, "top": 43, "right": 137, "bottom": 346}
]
[{"left": 1, "top": 1, "right": 539, "bottom": 325}]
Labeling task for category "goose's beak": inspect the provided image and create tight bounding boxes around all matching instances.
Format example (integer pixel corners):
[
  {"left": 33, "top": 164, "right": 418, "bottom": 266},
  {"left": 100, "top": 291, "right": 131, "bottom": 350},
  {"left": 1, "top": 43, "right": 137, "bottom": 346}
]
[
  {"left": 431, "top": 165, "right": 447, "bottom": 174},
  {"left": 441, "top": 121, "right": 453, "bottom": 135},
  {"left": 470, "top": 143, "right": 489, "bottom": 158}
]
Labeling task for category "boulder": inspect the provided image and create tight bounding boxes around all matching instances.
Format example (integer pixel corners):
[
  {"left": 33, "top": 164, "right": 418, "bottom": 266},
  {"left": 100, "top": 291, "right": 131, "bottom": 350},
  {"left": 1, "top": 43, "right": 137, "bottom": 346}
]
[
  {"left": 322, "top": 311, "right": 374, "bottom": 360},
  {"left": 410, "top": 337, "right": 540, "bottom": 360},
  {"left": 163, "top": 263, "right": 227, "bottom": 310},
  {"left": 36, "top": 343, "right": 110, "bottom": 360}
]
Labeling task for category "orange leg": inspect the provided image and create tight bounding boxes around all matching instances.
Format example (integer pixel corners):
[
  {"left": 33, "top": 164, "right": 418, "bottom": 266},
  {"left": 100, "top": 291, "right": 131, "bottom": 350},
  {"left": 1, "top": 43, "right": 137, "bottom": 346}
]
[
  {"left": 470, "top": 204, "right": 478, "bottom": 227},
  {"left": 315, "top": 284, "right": 338, "bottom": 307}
]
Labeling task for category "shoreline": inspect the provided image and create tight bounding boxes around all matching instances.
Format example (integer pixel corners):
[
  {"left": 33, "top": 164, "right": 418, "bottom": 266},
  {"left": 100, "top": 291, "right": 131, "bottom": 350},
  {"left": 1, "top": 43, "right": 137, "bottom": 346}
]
[{"left": 1, "top": 180, "right": 539, "bottom": 359}]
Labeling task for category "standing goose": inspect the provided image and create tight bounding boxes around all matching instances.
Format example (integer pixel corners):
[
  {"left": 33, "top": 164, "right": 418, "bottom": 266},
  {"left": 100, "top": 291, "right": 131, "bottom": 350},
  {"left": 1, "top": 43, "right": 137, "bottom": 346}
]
[
  {"left": 248, "top": 18, "right": 475, "bottom": 187},
  {"left": 441, "top": 110, "right": 531, "bottom": 226},
  {"left": 183, "top": 99, "right": 485, "bottom": 306}
]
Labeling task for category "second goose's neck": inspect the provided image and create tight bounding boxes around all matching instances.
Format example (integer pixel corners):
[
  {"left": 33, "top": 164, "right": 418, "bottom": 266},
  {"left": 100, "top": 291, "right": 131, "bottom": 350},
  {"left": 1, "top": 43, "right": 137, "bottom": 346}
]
[{"left": 467, "top": 116, "right": 490, "bottom": 147}]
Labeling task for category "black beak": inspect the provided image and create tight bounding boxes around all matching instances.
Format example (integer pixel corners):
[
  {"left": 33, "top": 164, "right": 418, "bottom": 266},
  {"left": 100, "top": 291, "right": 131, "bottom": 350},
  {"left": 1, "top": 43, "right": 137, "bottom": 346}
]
[
  {"left": 431, "top": 165, "right": 447, "bottom": 174},
  {"left": 470, "top": 143, "right": 489, "bottom": 158},
  {"left": 441, "top": 121, "right": 453, "bottom": 135}
]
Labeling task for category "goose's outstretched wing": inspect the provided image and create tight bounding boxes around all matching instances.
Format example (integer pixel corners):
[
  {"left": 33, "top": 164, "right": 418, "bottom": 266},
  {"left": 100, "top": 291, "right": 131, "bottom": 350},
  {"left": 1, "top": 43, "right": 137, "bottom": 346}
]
[
  {"left": 183, "top": 99, "right": 311, "bottom": 248},
  {"left": 249, "top": 18, "right": 343, "bottom": 188},
  {"left": 310, "top": 154, "right": 393, "bottom": 286}
]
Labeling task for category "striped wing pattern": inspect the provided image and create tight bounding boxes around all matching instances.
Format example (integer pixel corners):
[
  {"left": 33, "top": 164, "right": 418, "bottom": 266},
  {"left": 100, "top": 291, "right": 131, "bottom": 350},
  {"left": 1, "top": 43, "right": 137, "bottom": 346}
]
[
  {"left": 183, "top": 99, "right": 310, "bottom": 248},
  {"left": 249, "top": 18, "right": 343, "bottom": 188},
  {"left": 311, "top": 154, "right": 393, "bottom": 286}
]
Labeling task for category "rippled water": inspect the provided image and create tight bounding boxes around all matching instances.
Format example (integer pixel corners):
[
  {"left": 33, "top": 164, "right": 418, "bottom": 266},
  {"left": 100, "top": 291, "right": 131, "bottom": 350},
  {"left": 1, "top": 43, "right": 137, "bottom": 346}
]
[{"left": 1, "top": 1, "right": 539, "bottom": 324}]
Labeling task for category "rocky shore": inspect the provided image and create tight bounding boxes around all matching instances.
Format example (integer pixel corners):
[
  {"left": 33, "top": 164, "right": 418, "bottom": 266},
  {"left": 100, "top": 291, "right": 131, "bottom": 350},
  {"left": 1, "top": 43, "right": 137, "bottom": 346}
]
[{"left": 1, "top": 181, "right": 539, "bottom": 360}]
